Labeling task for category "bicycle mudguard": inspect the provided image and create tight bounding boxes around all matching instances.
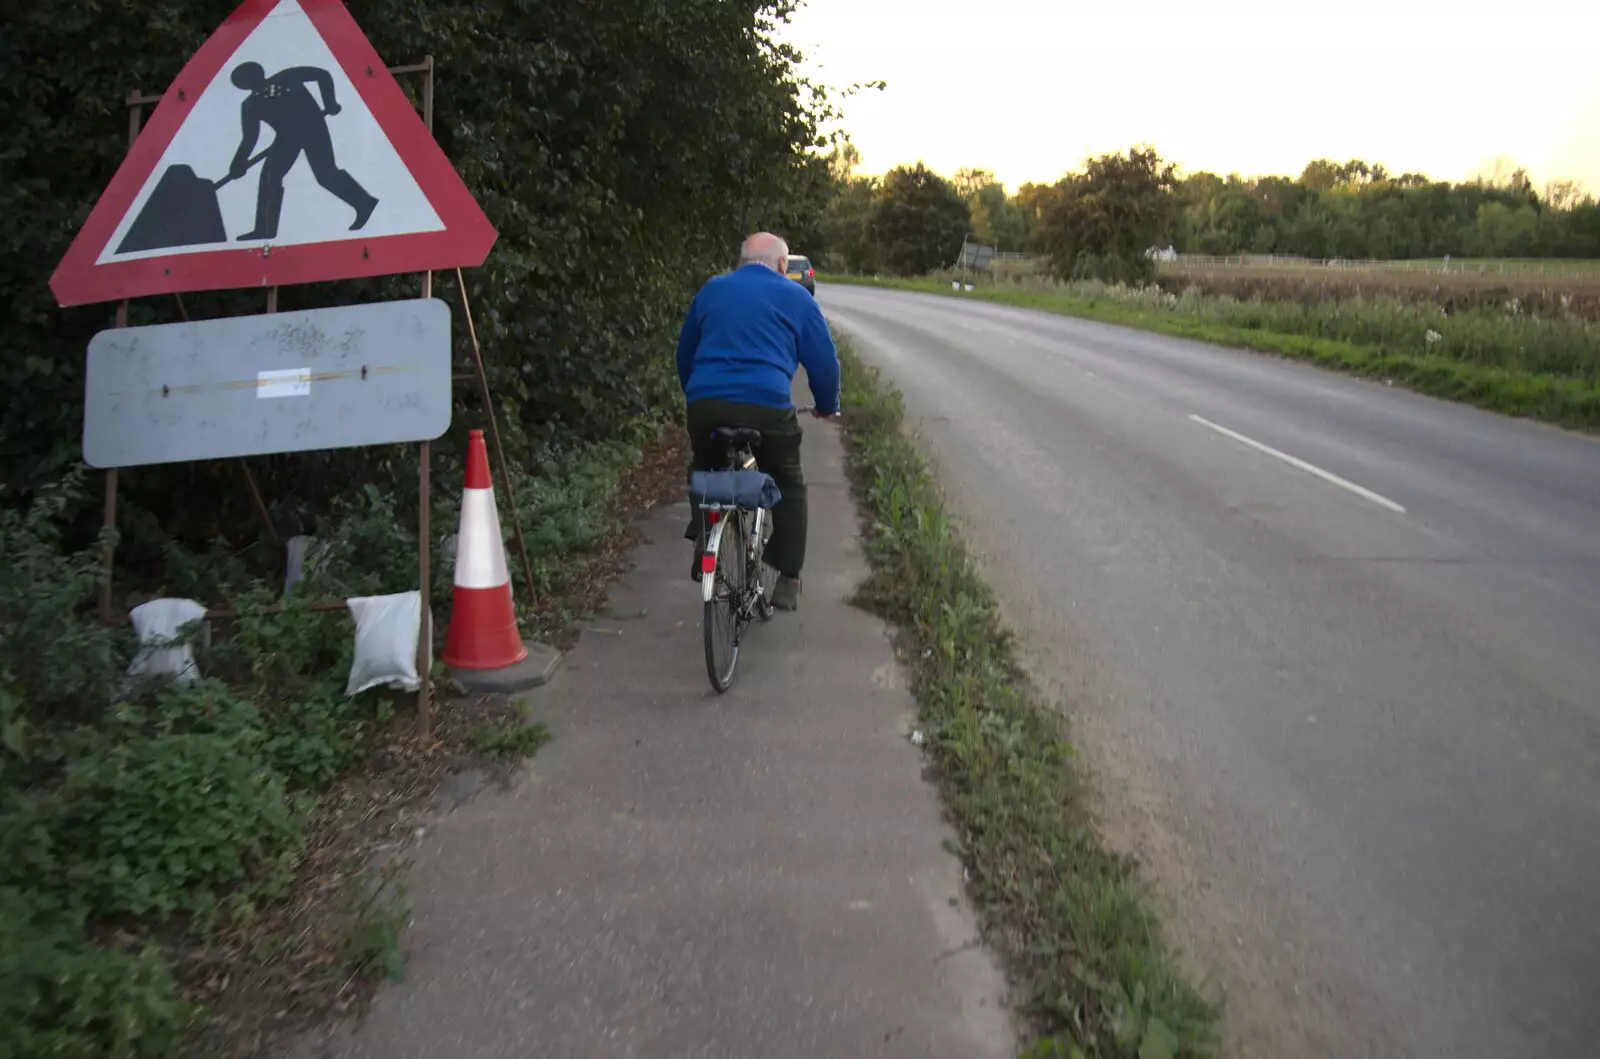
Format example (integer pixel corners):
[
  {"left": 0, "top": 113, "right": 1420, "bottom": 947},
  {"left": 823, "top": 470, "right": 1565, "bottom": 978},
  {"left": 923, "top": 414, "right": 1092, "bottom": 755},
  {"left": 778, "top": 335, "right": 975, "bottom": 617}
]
[
  {"left": 701, "top": 519, "right": 727, "bottom": 604},
  {"left": 689, "top": 470, "right": 782, "bottom": 511}
]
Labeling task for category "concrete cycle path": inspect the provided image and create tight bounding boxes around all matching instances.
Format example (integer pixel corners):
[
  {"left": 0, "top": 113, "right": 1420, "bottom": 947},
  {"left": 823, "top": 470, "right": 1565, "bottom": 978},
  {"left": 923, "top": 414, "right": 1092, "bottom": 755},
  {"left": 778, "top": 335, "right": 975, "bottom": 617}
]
[{"left": 289, "top": 380, "right": 1015, "bottom": 1058}]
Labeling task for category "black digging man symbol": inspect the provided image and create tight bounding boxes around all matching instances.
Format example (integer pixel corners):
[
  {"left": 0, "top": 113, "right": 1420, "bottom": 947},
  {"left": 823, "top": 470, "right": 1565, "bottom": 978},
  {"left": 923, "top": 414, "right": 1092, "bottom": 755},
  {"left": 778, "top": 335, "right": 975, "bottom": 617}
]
[{"left": 117, "top": 63, "right": 380, "bottom": 255}]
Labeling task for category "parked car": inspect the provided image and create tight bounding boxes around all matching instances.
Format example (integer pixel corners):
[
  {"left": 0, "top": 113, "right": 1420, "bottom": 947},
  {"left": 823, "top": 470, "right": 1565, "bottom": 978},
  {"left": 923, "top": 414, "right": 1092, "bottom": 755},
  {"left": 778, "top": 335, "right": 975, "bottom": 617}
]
[{"left": 785, "top": 254, "right": 816, "bottom": 295}]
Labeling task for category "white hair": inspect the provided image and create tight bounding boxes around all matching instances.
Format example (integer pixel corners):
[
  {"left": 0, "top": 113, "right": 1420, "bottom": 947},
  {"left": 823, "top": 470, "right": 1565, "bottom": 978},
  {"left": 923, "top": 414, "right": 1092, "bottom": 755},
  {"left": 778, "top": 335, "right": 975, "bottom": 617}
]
[{"left": 738, "top": 234, "right": 789, "bottom": 271}]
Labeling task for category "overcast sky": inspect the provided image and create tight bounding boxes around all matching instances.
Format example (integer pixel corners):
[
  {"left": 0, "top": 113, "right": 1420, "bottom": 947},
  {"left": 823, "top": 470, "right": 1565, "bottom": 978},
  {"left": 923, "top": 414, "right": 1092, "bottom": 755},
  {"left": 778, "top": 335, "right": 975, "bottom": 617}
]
[{"left": 779, "top": 0, "right": 1600, "bottom": 193}]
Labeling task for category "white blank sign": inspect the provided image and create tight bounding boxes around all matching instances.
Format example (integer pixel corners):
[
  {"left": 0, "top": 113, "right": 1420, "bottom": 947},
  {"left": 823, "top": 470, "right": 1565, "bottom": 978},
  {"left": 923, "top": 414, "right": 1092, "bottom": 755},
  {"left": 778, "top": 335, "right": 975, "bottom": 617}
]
[{"left": 84, "top": 298, "right": 452, "bottom": 468}]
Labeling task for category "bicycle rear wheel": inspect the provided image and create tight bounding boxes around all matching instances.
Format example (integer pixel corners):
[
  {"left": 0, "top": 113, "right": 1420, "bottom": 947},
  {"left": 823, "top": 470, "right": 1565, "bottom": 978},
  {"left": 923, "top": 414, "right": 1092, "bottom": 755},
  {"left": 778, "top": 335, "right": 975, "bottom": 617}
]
[{"left": 704, "top": 514, "right": 747, "bottom": 693}]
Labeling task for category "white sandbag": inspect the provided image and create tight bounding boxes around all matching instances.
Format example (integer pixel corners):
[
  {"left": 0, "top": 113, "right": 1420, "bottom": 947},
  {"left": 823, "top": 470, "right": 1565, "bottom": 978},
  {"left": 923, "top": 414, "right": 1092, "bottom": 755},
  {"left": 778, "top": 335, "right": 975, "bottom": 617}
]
[
  {"left": 282, "top": 534, "right": 331, "bottom": 597},
  {"left": 345, "top": 591, "right": 424, "bottom": 696},
  {"left": 127, "top": 598, "right": 208, "bottom": 686}
]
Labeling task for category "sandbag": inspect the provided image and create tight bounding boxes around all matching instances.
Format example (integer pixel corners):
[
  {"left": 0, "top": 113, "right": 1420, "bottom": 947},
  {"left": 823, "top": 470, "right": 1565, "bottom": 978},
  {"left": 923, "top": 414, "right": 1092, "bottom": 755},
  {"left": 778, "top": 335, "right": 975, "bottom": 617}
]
[
  {"left": 345, "top": 591, "right": 424, "bottom": 696},
  {"left": 282, "top": 534, "right": 331, "bottom": 597},
  {"left": 126, "top": 598, "right": 208, "bottom": 686}
]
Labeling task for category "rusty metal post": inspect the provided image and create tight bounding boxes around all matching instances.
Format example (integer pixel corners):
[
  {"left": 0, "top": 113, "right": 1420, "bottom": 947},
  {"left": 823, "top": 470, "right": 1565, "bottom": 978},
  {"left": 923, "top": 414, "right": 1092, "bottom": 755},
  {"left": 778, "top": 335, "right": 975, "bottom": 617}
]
[
  {"left": 453, "top": 267, "right": 537, "bottom": 600},
  {"left": 421, "top": 54, "right": 434, "bottom": 130},
  {"left": 240, "top": 464, "right": 280, "bottom": 546},
  {"left": 100, "top": 92, "right": 147, "bottom": 623},
  {"left": 415, "top": 55, "right": 437, "bottom": 744},
  {"left": 417, "top": 439, "right": 432, "bottom": 743},
  {"left": 239, "top": 287, "right": 283, "bottom": 545}
]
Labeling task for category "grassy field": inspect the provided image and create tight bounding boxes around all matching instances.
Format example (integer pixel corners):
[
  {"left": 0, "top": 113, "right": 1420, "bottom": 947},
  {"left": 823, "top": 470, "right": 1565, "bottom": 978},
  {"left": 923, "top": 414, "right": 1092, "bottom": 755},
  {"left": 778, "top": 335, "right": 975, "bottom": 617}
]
[
  {"left": 838, "top": 339, "right": 1219, "bottom": 1058},
  {"left": 1157, "top": 263, "right": 1600, "bottom": 322},
  {"left": 821, "top": 273, "right": 1600, "bottom": 431},
  {"left": 1164, "top": 256, "right": 1600, "bottom": 277},
  {"left": 967, "top": 256, "right": 1600, "bottom": 317}
]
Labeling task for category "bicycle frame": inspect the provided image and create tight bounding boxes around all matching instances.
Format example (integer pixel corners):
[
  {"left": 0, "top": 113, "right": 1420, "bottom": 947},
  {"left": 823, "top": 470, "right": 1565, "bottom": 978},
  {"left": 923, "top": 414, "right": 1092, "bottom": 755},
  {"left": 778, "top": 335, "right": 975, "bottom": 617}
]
[{"left": 699, "top": 504, "right": 766, "bottom": 606}]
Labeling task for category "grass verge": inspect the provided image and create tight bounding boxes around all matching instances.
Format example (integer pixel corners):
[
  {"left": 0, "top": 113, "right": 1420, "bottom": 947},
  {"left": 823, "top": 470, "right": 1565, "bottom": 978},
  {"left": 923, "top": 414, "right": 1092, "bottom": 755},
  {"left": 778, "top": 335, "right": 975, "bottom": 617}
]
[
  {"left": 838, "top": 340, "right": 1219, "bottom": 1058},
  {"left": 821, "top": 274, "right": 1600, "bottom": 432}
]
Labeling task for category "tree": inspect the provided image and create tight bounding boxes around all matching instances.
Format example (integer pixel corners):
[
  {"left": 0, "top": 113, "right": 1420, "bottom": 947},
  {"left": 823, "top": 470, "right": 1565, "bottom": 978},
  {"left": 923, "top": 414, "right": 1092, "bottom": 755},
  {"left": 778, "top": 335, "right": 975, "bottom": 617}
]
[
  {"left": 1299, "top": 159, "right": 1341, "bottom": 192},
  {"left": 869, "top": 163, "right": 970, "bottom": 275},
  {"left": 826, "top": 138, "right": 863, "bottom": 183},
  {"left": 820, "top": 174, "right": 880, "bottom": 273},
  {"left": 1544, "top": 179, "right": 1590, "bottom": 212},
  {"left": 1015, "top": 181, "right": 1067, "bottom": 251},
  {"left": 1468, "top": 202, "right": 1539, "bottom": 257},
  {"left": 971, "top": 182, "right": 1027, "bottom": 251},
  {"left": 1035, "top": 147, "right": 1176, "bottom": 283},
  {"left": 953, "top": 166, "right": 996, "bottom": 201}
]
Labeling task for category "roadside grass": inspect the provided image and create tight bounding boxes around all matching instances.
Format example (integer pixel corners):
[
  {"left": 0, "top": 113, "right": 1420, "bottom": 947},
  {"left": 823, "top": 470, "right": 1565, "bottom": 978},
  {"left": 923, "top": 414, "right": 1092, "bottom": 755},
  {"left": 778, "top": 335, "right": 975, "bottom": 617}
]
[
  {"left": 837, "top": 340, "right": 1219, "bottom": 1059},
  {"left": 821, "top": 273, "right": 1600, "bottom": 432}
]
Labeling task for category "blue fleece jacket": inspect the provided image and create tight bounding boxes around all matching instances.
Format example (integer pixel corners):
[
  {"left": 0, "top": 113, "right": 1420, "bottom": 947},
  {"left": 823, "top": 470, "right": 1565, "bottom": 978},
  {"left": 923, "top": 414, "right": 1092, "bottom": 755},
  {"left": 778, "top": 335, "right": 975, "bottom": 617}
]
[{"left": 676, "top": 264, "right": 841, "bottom": 415}]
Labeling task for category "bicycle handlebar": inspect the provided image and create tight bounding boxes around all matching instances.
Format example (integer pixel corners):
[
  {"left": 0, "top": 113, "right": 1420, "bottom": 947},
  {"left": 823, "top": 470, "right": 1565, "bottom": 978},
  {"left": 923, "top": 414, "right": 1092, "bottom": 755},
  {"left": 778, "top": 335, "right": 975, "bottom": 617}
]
[{"left": 796, "top": 405, "right": 842, "bottom": 419}]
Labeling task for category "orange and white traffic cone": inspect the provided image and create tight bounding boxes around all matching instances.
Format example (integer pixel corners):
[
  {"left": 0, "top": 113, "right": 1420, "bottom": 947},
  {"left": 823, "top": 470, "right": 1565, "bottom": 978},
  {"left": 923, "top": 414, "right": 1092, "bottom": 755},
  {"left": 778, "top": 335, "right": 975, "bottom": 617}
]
[{"left": 441, "top": 429, "right": 529, "bottom": 671}]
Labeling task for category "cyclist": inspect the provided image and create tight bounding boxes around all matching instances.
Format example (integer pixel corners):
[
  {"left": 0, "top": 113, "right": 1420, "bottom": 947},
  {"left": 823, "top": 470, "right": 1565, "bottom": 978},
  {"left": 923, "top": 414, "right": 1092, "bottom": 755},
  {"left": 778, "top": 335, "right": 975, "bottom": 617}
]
[{"left": 676, "top": 232, "right": 841, "bottom": 612}]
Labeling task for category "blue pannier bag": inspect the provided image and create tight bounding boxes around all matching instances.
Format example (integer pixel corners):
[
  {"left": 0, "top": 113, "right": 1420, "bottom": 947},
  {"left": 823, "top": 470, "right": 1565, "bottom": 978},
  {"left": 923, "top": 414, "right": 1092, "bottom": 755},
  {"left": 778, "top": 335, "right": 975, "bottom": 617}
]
[{"left": 689, "top": 470, "right": 782, "bottom": 510}]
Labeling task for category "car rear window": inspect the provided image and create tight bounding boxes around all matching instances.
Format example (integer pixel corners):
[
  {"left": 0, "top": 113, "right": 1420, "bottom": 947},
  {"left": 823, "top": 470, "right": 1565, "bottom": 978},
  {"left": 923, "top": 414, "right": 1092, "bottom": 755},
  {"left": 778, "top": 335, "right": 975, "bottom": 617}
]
[{"left": 788, "top": 257, "right": 811, "bottom": 271}]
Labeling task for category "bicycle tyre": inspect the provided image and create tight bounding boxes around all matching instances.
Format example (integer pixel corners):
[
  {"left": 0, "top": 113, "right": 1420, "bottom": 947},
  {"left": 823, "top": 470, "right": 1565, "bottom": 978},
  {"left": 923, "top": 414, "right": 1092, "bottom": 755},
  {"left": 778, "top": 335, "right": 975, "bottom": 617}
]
[{"left": 704, "top": 514, "right": 745, "bottom": 693}]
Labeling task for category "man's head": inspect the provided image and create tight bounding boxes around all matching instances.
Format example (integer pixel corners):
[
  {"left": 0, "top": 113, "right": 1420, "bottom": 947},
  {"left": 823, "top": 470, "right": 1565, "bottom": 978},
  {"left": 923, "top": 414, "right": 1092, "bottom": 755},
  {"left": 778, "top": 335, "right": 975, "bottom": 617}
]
[
  {"left": 230, "top": 62, "right": 266, "bottom": 91},
  {"left": 739, "top": 232, "right": 789, "bottom": 273}
]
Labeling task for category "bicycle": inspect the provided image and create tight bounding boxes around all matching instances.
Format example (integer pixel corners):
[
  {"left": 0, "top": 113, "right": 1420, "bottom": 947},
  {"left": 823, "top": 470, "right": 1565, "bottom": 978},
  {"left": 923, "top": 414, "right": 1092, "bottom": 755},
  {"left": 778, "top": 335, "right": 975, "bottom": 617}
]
[
  {"left": 691, "top": 426, "right": 780, "bottom": 693},
  {"left": 689, "top": 406, "right": 840, "bottom": 693}
]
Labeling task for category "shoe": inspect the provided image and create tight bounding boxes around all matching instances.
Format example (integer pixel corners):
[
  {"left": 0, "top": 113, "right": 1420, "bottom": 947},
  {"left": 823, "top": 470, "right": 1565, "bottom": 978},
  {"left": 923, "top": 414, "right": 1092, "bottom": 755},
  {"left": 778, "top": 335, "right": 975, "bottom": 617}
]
[
  {"left": 691, "top": 543, "right": 704, "bottom": 583},
  {"left": 771, "top": 575, "right": 801, "bottom": 611},
  {"left": 349, "top": 193, "right": 379, "bottom": 231}
]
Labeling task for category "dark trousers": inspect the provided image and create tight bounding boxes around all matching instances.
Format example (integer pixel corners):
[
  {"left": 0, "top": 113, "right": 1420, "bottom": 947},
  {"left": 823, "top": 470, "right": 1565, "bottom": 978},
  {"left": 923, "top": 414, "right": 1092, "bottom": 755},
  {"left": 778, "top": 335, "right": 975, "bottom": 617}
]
[{"left": 684, "top": 399, "right": 807, "bottom": 577}]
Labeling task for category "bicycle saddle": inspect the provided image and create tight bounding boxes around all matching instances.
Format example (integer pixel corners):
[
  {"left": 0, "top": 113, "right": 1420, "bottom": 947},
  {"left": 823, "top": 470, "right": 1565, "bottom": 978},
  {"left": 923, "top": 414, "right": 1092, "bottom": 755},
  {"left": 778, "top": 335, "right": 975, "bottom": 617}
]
[{"left": 710, "top": 426, "right": 763, "bottom": 447}]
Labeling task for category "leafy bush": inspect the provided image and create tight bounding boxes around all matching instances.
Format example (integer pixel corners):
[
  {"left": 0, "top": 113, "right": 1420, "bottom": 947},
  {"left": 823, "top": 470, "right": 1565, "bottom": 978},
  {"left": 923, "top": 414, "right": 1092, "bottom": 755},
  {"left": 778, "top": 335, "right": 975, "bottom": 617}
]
[
  {"left": 510, "top": 440, "right": 641, "bottom": 595},
  {"left": 0, "top": 890, "right": 195, "bottom": 1059},
  {"left": 0, "top": 472, "right": 124, "bottom": 754},
  {"left": 1, "top": 725, "right": 305, "bottom": 926}
]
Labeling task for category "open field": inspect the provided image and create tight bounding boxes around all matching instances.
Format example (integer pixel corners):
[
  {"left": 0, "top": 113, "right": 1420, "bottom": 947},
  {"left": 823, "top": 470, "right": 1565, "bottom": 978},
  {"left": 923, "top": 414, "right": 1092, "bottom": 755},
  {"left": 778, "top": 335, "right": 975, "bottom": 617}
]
[
  {"left": 1157, "top": 262, "right": 1600, "bottom": 321},
  {"left": 958, "top": 257, "right": 1600, "bottom": 319},
  {"left": 1164, "top": 254, "right": 1600, "bottom": 277}
]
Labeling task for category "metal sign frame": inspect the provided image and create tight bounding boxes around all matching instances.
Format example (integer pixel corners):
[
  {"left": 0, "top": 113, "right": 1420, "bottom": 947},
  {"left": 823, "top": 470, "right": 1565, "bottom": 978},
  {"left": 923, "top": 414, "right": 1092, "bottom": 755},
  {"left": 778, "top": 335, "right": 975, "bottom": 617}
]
[{"left": 88, "top": 56, "right": 534, "bottom": 744}]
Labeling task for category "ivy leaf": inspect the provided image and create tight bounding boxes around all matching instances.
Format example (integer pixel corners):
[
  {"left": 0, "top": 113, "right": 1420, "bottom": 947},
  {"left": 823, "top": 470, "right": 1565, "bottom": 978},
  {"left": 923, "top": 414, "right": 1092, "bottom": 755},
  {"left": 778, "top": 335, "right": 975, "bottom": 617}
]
[{"left": 1139, "top": 1016, "right": 1181, "bottom": 1059}]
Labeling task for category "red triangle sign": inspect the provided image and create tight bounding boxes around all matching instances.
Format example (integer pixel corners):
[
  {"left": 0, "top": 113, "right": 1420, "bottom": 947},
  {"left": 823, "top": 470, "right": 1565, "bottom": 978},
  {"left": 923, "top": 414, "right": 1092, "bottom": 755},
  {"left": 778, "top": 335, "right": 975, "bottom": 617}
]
[{"left": 49, "top": 0, "right": 496, "bottom": 308}]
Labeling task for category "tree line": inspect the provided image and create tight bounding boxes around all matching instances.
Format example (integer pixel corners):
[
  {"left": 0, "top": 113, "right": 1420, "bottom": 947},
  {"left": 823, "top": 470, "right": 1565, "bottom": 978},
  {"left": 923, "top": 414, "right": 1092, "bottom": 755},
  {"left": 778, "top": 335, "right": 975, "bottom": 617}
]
[{"left": 811, "top": 143, "right": 1600, "bottom": 280}]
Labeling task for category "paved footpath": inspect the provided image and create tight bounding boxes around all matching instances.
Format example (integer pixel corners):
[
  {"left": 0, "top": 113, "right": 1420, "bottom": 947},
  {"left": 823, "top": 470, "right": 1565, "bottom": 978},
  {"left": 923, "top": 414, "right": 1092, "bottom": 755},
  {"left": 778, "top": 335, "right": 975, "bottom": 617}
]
[{"left": 290, "top": 394, "right": 1015, "bottom": 1058}]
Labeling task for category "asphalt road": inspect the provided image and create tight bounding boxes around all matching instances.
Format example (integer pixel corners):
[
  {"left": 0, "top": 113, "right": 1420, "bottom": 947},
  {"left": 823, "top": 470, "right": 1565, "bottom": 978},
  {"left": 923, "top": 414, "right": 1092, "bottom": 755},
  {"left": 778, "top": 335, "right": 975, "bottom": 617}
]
[{"left": 821, "top": 283, "right": 1600, "bottom": 1059}]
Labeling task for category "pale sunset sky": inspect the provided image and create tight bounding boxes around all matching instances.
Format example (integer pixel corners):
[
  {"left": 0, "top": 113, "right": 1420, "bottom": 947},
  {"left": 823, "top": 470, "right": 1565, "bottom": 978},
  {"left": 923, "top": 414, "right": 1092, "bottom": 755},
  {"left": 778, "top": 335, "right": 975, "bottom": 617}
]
[{"left": 779, "top": 0, "right": 1600, "bottom": 193}]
